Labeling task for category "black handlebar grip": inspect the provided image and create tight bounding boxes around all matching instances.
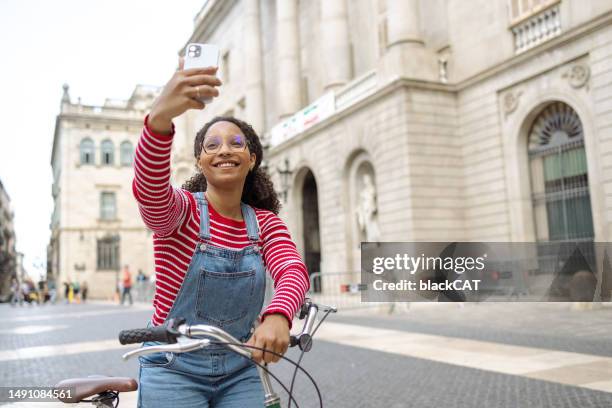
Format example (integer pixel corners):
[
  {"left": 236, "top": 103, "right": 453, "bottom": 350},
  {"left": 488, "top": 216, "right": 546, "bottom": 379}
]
[
  {"left": 119, "top": 318, "right": 184, "bottom": 345},
  {"left": 119, "top": 325, "right": 173, "bottom": 345}
]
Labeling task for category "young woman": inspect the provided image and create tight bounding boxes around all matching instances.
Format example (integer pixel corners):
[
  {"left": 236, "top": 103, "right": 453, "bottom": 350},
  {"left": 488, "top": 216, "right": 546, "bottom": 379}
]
[{"left": 132, "top": 59, "right": 310, "bottom": 407}]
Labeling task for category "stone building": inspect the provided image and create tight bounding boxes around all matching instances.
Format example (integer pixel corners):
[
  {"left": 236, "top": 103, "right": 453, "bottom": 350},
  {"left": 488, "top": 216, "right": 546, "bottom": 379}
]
[
  {"left": 48, "top": 84, "right": 159, "bottom": 299},
  {"left": 0, "top": 179, "right": 16, "bottom": 301},
  {"left": 170, "top": 0, "right": 612, "bottom": 299}
]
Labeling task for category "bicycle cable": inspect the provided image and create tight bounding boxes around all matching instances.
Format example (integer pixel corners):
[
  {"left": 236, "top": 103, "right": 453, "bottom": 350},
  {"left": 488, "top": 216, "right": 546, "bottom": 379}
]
[
  {"left": 210, "top": 341, "right": 323, "bottom": 408},
  {"left": 287, "top": 308, "right": 334, "bottom": 408}
]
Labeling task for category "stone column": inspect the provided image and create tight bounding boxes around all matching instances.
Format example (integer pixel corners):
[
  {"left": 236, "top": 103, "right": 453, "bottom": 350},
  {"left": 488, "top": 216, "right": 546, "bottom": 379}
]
[
  {"left": 387, "top": 0, "right": 424, "bottom": 48},
  {"left": 276, "top": 0, "right": 302, "bottom": 119},
  {"left": 321, "top": 0, "right": 352, "bottom": 91},
  {"left": 244, "top": 0, "right": 265, "bottom": 134},
  {"left": 383, "top": 0, "right": 435, "bottom": 81}
]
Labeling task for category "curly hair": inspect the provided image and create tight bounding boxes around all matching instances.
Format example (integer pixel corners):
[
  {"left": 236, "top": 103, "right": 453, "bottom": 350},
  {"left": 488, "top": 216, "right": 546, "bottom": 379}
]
[{"left": 181, "top": 116, "right": 281, "bottom": 214}]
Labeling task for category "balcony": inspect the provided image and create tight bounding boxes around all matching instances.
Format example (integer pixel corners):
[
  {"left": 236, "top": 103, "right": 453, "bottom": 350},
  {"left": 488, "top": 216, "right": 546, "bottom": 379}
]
[{"left": 511, "top": 3, "right": 562, "bottom": 53}]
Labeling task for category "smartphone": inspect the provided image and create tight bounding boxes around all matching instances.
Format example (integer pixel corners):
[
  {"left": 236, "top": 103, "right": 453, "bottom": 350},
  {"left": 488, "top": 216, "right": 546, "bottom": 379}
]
[{"left": 184, "top": 43, "right": 220, "bottom": 104}]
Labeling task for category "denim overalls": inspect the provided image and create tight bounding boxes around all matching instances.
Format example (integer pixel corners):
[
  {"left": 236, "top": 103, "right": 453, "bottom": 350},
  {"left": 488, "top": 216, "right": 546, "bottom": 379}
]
[{"left": 138, "top": 192, "right": 266, "bottom": 407}]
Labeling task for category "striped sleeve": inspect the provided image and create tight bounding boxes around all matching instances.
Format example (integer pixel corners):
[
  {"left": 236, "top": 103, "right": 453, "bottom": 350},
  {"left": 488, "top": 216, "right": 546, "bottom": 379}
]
[
  {"left": 258, "top": 211, "right": 311, "bottom": 328},
  {"left": 132, "top": 116, "right": 188, "bottom": 237}
]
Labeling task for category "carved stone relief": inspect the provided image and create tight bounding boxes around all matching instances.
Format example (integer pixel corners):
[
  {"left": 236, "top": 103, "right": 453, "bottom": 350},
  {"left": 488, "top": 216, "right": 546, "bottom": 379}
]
[
  {"left": 502, "top": 89, "right": 523, "bottom": 118},
  {"left": 562, "top": 63, "right": 590, "bottom": 89}
]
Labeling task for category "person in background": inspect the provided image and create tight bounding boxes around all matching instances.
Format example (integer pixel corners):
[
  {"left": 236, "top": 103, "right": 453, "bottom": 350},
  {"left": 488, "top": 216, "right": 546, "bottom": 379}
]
[
  {"left": 22, "top": 281, "right": 32, "bottom": 305},
  {"left": 81, "top": 281, "right": 88, "bottom": 302},
  {"left": 10, "top": 278, "right": 21, "bottom": 306},
  {"left": 36, "top": 280, "right": 47, "bottom": 305},
  {"left": 121, "top": 265, "right": 133, "bottom": 306},
  {"left": 48, "top": 280, "right": 57, "bottom": 304},
  {"left": 63, "top": 281, "right": 70, "bottom": 303},
  {"left": 72, "top": 281, "right": 80, "bottom": 303}
]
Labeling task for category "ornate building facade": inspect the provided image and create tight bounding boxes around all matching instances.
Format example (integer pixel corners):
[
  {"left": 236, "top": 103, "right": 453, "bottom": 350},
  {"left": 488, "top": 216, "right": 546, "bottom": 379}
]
[
  {"left": 170, "top": 0, "right": 612, "bottom": 299},
  {"left": 48, "top": 85, "right": 160, "bottom": 299},
  {"left": 0, "top": 179, "right": 16, "bottom": 300}
]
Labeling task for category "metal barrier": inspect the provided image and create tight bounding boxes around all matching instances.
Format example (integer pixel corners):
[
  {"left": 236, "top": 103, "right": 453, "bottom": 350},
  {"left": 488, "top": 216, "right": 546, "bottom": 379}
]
[
  {"left": 135, "top": 280, "right": 155, "bottom": 303},
  {"left": 306, "top": 271, "right": 385, "bottom": 311}
]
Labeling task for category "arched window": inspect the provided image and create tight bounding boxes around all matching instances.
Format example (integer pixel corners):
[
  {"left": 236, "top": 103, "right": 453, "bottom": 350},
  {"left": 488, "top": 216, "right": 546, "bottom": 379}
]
[
  {"left": 120, "top": 141, "right": 133, "bottom": 166},
  {"left": 101, "top": 140, "right": 114, "bottom": 165},
  {"left": 528, "top": 102, "right": 594, "bottom": 243},
  {"left": 80, "top": 138, "right": 94, "bottom": 165}
]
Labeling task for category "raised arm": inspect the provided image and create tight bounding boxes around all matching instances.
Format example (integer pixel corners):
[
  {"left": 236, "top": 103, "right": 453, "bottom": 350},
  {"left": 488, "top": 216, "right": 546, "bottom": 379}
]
[
  {"left": 132, "top": 119, "right": 184, "bottom": 236},
  {"left": 132, "top": 58, "right": 222, "bottom": 236}
]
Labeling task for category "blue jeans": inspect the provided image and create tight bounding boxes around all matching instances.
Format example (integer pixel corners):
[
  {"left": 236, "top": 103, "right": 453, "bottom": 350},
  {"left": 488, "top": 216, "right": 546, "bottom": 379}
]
[{"left": 138, "top": 345, "right": 264, "bottom": 407}]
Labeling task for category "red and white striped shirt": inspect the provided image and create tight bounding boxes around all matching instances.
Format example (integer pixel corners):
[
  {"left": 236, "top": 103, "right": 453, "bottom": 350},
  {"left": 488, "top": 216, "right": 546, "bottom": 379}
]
[{"left": 132, "top": 117, "right": 310, "bottom": 327}]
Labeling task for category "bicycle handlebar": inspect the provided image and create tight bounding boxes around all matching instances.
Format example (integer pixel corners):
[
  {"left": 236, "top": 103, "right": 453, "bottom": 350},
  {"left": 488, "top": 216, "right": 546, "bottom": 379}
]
[
  {"left": 118, "top": 299, "right": 336, "bottom": 408},
  {"left": 119, "top": 299, "right": 336, "bottom": 353},
  {"left": 118, "top": 317, "right": 184, "bottom": 345}
]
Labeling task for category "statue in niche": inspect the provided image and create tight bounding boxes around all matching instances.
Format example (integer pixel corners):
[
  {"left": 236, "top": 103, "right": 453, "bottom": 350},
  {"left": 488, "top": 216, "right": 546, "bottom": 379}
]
[{"left": 356, "top": 173, "right": 381, "bottom": 243}]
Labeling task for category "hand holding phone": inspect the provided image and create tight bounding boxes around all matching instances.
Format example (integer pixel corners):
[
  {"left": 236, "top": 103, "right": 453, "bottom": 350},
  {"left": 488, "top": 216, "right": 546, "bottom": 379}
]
[
  {"left": 184, "top": 43, "right": 220, "bottom": 104},
  {"left": 147, "top": 51, "right": 222, "bottom": 135}
]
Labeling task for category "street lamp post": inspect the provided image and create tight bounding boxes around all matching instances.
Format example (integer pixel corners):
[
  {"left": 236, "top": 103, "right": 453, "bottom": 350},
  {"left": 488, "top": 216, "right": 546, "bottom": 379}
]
[{"left": 276, "top": 158, "right": 293, "bottom": 203}]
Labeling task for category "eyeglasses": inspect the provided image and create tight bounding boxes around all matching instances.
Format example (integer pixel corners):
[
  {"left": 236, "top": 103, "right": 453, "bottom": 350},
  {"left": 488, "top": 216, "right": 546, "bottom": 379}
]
[{"left": 202, "top": 134, "right": 247, "bottom": 154}]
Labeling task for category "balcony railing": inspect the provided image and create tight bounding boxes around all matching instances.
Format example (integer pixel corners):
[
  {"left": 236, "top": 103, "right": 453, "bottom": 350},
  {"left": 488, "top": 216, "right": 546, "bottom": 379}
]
[{"left": 511, "top": 3, "right": 561, "bottom": 53}]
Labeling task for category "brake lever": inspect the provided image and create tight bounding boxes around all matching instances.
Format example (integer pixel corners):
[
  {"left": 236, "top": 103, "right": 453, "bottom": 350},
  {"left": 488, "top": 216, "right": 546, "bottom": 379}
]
[
  {"left": 290, "top": 300, "right": 337, "bottom": 351},
  {"left": 121, "top": 338, "right": 211, "bottom": 361},
  {"left": 318, "top": 303, "right": 338, "bottom": 314}
]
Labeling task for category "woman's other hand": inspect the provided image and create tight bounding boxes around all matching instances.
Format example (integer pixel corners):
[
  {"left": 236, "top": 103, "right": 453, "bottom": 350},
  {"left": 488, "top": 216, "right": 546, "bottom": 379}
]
[
  {"left": 148, "top": 57, "right": 222, "bottom": 135},
  {"left": 246, "top": 314, "right": 290, "bottom": 364}
]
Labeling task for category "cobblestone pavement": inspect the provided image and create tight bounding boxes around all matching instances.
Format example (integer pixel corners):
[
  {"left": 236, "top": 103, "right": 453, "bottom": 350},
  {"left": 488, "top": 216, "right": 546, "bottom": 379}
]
[
  {"left": 333, "top": 303, "right": 612, "bottom": 357},
  {"left": 1, "top": 302, "right": 611, "bottom": 407}
]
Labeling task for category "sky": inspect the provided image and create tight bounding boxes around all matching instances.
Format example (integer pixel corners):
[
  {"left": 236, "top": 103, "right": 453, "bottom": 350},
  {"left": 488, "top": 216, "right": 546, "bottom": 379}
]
[{"left": 0, "top": 0, "right": 204, "bottom": 280}]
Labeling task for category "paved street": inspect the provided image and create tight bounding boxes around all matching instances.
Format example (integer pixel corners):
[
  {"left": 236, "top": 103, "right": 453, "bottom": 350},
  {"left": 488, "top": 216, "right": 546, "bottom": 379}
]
[{"left": 1, "top": 301, "right": 612, "bottom": 407}]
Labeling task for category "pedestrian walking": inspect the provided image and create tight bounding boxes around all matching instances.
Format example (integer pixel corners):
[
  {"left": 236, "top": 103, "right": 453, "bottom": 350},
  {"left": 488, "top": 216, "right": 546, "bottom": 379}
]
[
  {"left": 68, "top": 282, "right": 74, "bottom": 304},
  {"left": 72, "top": 281, "right": 80, "bottom": 303},
  {"left": 132, "top": 58, "right": 310, "bottom": 407},
  {"left": 120, "top": 266, "right": 133, "bottom": 306},
  {"left": 48, "top": 279, "right": 57, "bottom": 304},
  {"left": 81, "top": 281, "right": 88, "bottom": 302},
  {"left": 22, "top": 281, "right": 33, "bottom": 305},
  {"left": 10, "top": 278, "right": 22, "bottom": 306},
  {"left": 63, "top": 281, "right": 70, "bottom": 303}
]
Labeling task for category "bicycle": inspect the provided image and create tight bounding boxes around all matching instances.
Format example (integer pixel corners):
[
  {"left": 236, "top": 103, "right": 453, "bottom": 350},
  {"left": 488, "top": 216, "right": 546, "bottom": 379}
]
[{"left": 55, "top": 299, "right": 336, "bottom": 408}]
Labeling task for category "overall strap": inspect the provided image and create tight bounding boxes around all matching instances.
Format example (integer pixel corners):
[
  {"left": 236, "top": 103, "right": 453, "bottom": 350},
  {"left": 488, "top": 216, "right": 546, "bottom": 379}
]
[
  {"left": 241, "top": 203, "right": 260, "bottom": 243},
  {"left": 195, "top": 192, "right": 211, "bottom": 241}
]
